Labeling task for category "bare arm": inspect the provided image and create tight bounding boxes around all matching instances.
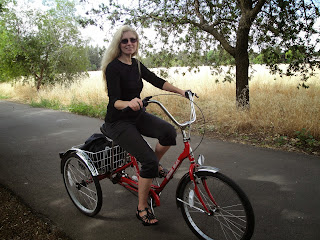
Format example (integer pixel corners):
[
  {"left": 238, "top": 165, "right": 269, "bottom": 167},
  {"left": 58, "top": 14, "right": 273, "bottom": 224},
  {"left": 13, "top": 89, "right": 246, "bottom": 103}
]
[
  {"left": 114, "top": 82, "right": 185, "bottom": 111},
  {"left": 162, "top": 82, "right": 185, "bottom": 96},
  {"left": 114, "top": 98, "right": 143, "bottom": 111}
]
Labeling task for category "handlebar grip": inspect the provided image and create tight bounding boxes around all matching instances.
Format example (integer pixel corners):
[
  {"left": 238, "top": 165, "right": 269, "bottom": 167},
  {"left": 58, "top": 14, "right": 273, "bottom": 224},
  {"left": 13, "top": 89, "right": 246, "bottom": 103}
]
[
  {"left": 185, "top": 90, "right": 198, "bottom": 99},
  {"left": 122, "top": 106, "right": 131, "bottom": 113}
]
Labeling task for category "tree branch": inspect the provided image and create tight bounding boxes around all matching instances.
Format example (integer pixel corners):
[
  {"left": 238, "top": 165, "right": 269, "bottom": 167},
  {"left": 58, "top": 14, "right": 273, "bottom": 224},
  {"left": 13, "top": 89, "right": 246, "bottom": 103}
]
[
  {"left": 201, "top": 25, "right": 236, "bottom": 57},
  {"left": 249, "top": 0, "right": 267, "bottom": 20},
  {"left": 194, "top": 0, "right": 205, "bottom": 24},
  {"left": 143, "top": 11, "right": 236, "bottom": 57}
]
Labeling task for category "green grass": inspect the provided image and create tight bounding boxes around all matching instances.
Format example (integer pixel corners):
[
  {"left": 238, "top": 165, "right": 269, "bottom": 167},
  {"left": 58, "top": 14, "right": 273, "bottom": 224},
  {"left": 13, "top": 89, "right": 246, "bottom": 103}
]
[
  {"left": 0, "top": 94, "right": 11, "bottom": 99},
  {"left": 30, "top": 98, "right": 62, "bottom": 110},
  {"left": 29, "top": 98, "right": 107, "bottom": 119},
  {"left": 68, "top": 101, "right": 107, "bottom": 118}
]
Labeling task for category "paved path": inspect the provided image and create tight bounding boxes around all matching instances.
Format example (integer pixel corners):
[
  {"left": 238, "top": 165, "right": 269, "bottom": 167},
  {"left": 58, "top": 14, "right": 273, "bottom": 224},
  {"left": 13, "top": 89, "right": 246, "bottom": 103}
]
[{"left": 0, "top": 100, "right": 319, "bottom": 240}]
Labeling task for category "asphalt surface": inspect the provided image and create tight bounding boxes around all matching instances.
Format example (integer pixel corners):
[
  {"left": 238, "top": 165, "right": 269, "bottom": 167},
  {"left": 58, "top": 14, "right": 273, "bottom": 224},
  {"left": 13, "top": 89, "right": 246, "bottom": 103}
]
[{"left": 0, "top": 100, "right": 319, "bottom": 240}]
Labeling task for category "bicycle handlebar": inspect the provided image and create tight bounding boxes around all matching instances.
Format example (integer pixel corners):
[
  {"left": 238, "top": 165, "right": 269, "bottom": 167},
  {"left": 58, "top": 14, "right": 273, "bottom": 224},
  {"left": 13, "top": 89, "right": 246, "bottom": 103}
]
[{"left": 122, "top": 91, "right": 197, "bottom": 129}]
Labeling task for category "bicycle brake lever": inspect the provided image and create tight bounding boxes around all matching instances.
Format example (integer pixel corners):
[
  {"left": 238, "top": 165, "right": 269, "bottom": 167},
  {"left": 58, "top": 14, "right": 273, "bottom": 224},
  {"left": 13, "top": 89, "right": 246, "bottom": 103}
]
[{"left": 142, "top": 96, "right": 152, "bottom": 107}]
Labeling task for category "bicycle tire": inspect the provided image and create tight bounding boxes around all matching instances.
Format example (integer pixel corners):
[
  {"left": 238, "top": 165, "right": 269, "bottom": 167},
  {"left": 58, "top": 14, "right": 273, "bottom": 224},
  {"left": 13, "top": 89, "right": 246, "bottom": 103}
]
[
  {"left": 178, "top": 171, "right": 255, "bottom": 240},
  {"left": 62, "top": 152, "right": 102, "bottom": 217}
]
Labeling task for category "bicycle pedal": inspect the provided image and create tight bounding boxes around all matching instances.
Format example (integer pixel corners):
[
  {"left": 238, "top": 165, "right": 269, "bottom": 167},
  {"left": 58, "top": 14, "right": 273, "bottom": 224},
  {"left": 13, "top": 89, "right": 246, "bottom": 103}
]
[{"left": 111, "top": 173, "right": 121, "bottom": 184}]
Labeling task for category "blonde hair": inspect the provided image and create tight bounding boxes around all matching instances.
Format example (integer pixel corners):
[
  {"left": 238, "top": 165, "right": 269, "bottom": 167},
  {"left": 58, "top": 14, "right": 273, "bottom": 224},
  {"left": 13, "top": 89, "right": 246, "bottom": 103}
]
[{"left": 101, "top": 25, "right": 140, "bottom": 92}]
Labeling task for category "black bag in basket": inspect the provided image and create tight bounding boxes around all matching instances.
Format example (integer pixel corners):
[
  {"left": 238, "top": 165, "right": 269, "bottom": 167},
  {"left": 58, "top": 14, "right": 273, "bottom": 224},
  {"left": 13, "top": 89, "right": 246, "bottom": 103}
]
[{"left": 80, "top": 133, "right": 112, "bottom": 152}]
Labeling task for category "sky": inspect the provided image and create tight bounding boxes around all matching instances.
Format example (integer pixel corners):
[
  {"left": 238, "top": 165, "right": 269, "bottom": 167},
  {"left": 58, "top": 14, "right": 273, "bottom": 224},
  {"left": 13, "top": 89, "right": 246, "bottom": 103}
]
[
  {"left": 14, "top": 0, "right": 108, "bottom": 47},
  {"left": 73, "top": 0, "right": 110, "bottom": 46},
  {"left": 13, "top": 0, "right": 162, "bottom": 48}
]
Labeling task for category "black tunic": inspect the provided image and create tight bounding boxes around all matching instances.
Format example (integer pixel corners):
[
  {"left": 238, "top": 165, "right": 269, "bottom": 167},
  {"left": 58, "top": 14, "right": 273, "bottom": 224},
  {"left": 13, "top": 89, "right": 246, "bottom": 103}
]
[{"left": 105, "top": 58, "right": 166, "bottom": 122}]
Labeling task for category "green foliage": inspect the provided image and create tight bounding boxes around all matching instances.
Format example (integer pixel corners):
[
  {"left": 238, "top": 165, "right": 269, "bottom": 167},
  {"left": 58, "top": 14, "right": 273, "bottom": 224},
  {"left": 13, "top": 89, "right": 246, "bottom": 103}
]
[
  {"left": 0, "top": 0, "right": 14, "bottom": 13},
  {"left": 0, "top": 0, "right": 90, "bottom": 89},
  {"left": 30, "top": 98, "right": 62, "bottom": 110},
  {"left": 143, "top": 49, "right": 205, "bottom": 68},
  {"left": 294, "top": 128, "right": 320, "bottom": 151},
  {"left": 274, "top": 135, "right": 289, "bottom": 146},
  {"left": 29, "top": 98, "right": 107, "bottom": 119},
  {"left": 0, "top": 94, "right": 10, "bottom": 99},
  {"left": 206, "top": 46, "right": 235, "bottom": 66},
  {"left": 68, "top": 101, "right": 107, "bottom": 118},
  {"left": 86, "top": 45, "right": 105, "bottom": 71}
]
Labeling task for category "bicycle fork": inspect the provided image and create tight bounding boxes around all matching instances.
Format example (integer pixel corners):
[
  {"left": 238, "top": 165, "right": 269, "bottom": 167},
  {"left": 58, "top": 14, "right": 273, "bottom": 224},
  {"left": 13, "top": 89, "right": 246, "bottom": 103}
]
[{"left": 177, "top": 160, "right": 220, "bottom": 216}]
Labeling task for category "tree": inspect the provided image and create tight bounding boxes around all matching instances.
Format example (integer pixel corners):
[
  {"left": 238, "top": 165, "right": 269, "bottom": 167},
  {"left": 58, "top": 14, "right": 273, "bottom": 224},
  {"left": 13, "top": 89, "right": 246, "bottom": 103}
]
[
  {"left": 206, "top": 46, "right": 235, "bottom": 66},
  {"left": 86, "top": 45, "right": 105, "bottom": 71},
  {"left": 0, "top": 0, "right": 90, "bottom": 90},
  {"left": 0, "top": 0, "right": 9, "bottom": 13},
  {"left": 84, "top": 0, "right": 320, "bottom": 107}
]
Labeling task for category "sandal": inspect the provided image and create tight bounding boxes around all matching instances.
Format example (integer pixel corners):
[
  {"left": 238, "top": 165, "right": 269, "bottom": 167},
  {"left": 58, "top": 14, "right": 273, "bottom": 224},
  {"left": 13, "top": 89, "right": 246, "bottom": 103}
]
[
  {"left": 158, "top": 164, "right": 169, "bottom": 178},
  {"left": 136, "top": 207, "right": 158, "bottom": 226}
]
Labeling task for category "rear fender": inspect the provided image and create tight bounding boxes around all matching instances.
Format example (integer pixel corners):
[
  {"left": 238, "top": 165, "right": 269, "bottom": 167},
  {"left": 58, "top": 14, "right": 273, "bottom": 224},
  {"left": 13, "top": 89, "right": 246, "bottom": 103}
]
[
  {"left": 60, "top": 148, "right": 99, "bottom": 176},
  {"left": 59, "top": 149, "right": 75, "bottom": 174}
]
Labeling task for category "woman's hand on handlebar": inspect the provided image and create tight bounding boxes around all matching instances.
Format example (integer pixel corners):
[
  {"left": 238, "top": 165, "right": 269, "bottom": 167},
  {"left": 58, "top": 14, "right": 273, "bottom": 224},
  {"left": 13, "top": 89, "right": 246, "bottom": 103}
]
[
  {"left": 128, "top": 97, "right": 143, "bottom": 111},
  {"left": 115, "top": 98, "right": 143, "bottom": 112},
  {"left": 185, "top": 90, "right": 198, "bottom": 99}
]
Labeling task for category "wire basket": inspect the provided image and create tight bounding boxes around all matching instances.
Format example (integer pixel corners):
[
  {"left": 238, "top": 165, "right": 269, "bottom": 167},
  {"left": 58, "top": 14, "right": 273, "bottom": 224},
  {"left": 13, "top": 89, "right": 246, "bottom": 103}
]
[{"left": 82, "top": 145, "right": 129, "bottom": 175}]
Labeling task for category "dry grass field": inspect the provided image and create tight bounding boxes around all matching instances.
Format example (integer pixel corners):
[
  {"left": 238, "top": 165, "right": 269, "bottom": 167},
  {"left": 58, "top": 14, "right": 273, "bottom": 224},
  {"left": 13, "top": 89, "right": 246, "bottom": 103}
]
[{"left": 1, "top": 64, "right": 319, "bottom": 154}]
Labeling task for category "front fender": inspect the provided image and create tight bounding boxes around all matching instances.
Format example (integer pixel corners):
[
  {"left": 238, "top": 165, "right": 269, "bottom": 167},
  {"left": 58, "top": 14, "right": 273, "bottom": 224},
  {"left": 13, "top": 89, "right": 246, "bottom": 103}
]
[
  {"left": 175, "top": 166, "right": 219, "bottom": 208},
  {"left": 197, "top": 165, "right": 219, "bottom": 174}
]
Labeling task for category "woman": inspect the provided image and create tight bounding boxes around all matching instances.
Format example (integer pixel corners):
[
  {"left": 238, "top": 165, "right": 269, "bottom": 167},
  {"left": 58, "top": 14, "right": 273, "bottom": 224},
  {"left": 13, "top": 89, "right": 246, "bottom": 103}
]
[{"left": 101, "top": 25, "right": 186, "bottom": 226}]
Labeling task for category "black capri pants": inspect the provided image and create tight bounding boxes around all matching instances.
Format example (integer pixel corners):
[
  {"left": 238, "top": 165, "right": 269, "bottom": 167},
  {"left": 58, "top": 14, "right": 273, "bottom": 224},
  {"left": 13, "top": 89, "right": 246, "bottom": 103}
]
[{"left": 103, "top": 111, "right": 177, "bottom": 178}]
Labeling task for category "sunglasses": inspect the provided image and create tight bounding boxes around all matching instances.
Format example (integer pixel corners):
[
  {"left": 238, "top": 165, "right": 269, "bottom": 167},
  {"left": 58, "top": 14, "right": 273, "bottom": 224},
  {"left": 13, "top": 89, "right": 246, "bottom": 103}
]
[{"left": 120, "top": 38, "right": 138, "bottom": 44}]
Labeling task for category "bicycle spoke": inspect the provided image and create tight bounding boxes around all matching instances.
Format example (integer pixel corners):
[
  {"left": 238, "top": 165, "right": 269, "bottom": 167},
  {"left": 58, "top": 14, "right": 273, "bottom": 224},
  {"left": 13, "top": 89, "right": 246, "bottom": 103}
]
[
  {"left": 78, "top": 188, "right": 97, "bottom": 207},
  {"left": 70, "top": 161, "right": 86, "bottom": 177},
  {"left": 217, "top": 209, "right": 246, "bottom": 229},
  {"left": 177, "top": 198, "right": 207, "bottom": 213},
  {"left": 215, "top": 215, "right": 244, "bottom": 236},
  {"left": 73, "top": 171, "right": 98, "bottom": 209},
  {"left": 219, "top": 207, "right": 246, "bottom": 222},
  {"left": 67, "top": 167, "right": 79, "bottom": 186},
  {"left": 69, "top": 163, "right": 86, "bottom": 182}
]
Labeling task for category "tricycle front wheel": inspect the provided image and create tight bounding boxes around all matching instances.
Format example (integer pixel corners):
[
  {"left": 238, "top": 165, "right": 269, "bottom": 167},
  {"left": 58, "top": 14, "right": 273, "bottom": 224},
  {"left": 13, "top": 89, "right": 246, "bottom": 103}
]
[{"left": 178, "top": 171, "right": 255, "bottom": 240}]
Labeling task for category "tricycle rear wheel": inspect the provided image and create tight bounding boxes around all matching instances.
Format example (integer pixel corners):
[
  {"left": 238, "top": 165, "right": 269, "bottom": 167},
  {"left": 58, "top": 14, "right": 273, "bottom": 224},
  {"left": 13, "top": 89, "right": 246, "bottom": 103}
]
[{"left": 62, "top": 152, "right": 102, "bottom": 216}]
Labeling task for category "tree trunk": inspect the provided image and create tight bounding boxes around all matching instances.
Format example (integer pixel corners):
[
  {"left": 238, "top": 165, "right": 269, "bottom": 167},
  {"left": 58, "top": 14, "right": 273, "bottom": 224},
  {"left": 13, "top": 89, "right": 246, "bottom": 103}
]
[
  {"left": 235, "top": 23, "right": 250, "bottom": 109},
  {"left": 36, "top": 77, "right": 42, "bottom": 91},
  {"left": 35, "top": 65, "right": 45, "bottom": 91}
]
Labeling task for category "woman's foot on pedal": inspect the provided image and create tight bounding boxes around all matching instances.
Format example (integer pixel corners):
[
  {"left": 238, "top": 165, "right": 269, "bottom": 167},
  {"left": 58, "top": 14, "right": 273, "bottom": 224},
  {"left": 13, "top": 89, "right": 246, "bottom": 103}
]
[
  {"left": 158, "top": 164, "right": 169, "bottom": 178},
  {"left": 136, "top": 207, "right": 158, "bottom": 226}
]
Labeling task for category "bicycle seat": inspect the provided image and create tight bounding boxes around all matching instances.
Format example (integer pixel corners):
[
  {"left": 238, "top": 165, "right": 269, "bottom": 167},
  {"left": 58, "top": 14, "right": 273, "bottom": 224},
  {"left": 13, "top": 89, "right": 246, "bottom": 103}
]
[{"left": 100, "top": 123, "right": 113, "bottom": 142}]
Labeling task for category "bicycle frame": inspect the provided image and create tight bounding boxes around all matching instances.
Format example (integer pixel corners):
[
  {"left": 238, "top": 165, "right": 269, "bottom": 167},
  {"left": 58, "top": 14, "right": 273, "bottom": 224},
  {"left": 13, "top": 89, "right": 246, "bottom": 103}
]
[{"left": 100, "top": 129, "right": 196, "bottom": 208}]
